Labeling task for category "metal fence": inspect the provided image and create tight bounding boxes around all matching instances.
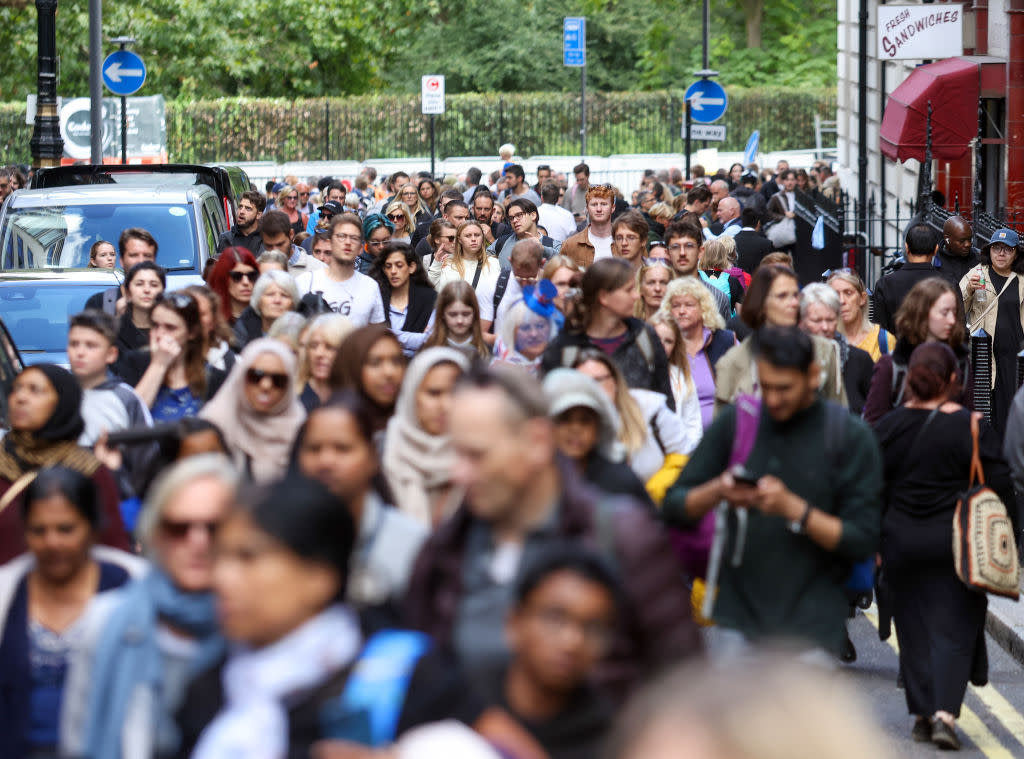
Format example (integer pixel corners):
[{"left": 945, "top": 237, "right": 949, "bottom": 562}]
[{"left": 0, "top": 88, "right": 836, "bottom": 165}]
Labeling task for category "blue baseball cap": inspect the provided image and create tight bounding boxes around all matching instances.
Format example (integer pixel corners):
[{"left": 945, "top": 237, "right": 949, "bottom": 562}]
[{"left": 986, "top": 228, "right": 1020, "bottom": 250}]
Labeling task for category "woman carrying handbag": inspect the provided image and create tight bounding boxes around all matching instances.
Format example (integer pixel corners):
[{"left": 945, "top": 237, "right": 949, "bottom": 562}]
[{"left": 874, "top": 342, "right": 1017, "bottom": 750}]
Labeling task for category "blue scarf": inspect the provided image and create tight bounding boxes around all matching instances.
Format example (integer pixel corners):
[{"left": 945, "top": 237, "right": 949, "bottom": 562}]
[{"left": 79, "top": 568, "right": 222, "bottom": 759}]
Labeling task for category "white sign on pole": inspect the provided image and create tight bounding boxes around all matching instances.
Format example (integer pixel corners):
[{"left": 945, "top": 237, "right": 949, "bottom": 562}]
[
  {"left": 421, "top": 75, "right": 445, "bottom": 115},
  {"left": 686, "top": 124, "right": 727, "bottom": 141},
  {"left": 877, "top": 5, "right": 963, "bottom": 60}
]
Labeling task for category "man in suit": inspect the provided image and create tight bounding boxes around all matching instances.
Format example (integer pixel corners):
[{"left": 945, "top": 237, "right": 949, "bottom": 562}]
[{"left": 734, "top": 208, "right": 773, "bottom": 274}]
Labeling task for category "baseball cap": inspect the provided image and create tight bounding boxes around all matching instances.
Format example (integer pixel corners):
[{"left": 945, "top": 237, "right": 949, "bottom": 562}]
[
  {"left": 319, "top": 200, "right": 344, "bottom": 216},
  {"left": 985, "top": 228, "right": 1020, "bottom": 250},
  {"left": 271, "top": 182, "right": 285, "bottom": 194}
]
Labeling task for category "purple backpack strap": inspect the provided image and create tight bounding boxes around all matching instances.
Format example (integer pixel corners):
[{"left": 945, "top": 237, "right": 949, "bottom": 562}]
[{"left": 671, "top": 394, "right": 761, "bottom": 579}]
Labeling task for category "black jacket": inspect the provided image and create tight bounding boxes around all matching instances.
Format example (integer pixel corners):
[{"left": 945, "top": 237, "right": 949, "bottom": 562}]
[
  {"left": 871, "top": 262, "right": 943, "bottom": 334},
  {"left": 734, "top": 229, "right": 774, "bottom": 274},
  {"left": 115, "top": 308, "right": 149, "bottom": 354},
  {"left": 216, "top": 225, "right": 261, "bottom": 254},
  {"left": 232, "top": 306, "right": 264, "bottom": 350},
  {"left": 843, "top": 343, "right": 875, "bottom": 416},
  {"left": 383, "top": 284, "right": 437, "bottom": 334},
  {"left": 111, "top": 350, "right": 227, "bottom": 402},
  {"left": 933, "top": 241, "right": 980, "bottom": 290},
  {"left": 584, "top": 452, "right": 655, "bottom": 511},
  {"left": 540, "top": 317, "right": 675, "bottom": 411}
]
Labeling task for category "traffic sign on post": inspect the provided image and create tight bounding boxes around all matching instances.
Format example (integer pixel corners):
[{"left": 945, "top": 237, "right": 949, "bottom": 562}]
[
  {"left": 563, "top": 17, "right": 586, "bottom": 66},
  {"left": 684, "top": 79, "right": 728, "bottom": 124},
  {"left": 421, "top": 75, "right": 445, "bottom": 115},
  {"left": 687, "top": 124, "right": 727, "bottom": 141},
  {"left": 102, "top": 50, "right": 147, "bottom": 96}
]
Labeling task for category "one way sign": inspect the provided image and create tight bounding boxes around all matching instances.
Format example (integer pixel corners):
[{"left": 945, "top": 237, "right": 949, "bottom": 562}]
[
  {"left": 102, "top": 50, "right": 147, "bottom": 97},
  {"left": 684, "top": 79, "right": 728, "bottom": 124}
]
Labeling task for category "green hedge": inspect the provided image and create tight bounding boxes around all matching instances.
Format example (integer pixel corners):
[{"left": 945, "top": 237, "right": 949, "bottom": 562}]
[{"left": 0, "top": 87, "right": 835, "bottom": 165}]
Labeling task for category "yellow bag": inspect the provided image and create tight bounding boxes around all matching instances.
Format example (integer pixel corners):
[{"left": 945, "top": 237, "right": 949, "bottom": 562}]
[{"left": 646, "top": 453, "right": 687, "bottom": 506}]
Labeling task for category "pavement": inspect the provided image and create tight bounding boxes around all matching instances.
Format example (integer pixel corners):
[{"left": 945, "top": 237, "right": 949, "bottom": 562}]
[{"left": 985, "top": 580, "right": 1024, "bottom": 667}]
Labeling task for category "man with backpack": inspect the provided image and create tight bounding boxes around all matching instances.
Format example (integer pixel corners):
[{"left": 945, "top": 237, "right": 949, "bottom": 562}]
[{"left": 662, "top": 326, "right": 882, "bottom": 660}]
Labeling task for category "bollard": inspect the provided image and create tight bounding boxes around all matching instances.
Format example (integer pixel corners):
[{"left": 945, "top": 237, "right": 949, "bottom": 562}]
[{"left": 971, "top": 329, "right": 992, "bottom": 421}]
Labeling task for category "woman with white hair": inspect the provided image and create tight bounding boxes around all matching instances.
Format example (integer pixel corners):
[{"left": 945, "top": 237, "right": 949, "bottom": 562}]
[
  {"left": 59, "top": 455, "right": 238, "bottom": 759},
  {"left": 232, "top": 270, "right": 299, "bottom": 350},
  {"left": 659, "top": 277, "right": 736, "bottom": 430},
  {"left": 493, "top": 283, "right": 561, "bottom": 373},
  {"left": 799, "top": 282, "right": 874, "bottom": 415}
]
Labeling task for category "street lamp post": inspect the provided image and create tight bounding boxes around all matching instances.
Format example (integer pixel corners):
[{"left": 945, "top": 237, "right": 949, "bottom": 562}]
[{"left": 29, "top": 0, "right": 64, "bottom": 168}]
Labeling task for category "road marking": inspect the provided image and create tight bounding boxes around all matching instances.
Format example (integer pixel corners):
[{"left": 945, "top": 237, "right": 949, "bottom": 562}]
[{"left": 862, "top": 610, "right": 1021, "bottom": 758}]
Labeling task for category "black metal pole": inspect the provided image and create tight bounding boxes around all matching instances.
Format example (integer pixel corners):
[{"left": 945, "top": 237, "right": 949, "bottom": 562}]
[
  {"left": 702, "top": 0, "right": 710, "bottom": 71},
  {"left": 857, "top": 0, "right": 868, "bottom": 237},
  {"left": 88, "top": 0, "right": 102, "bottom": 164},
  {"left": 325, "top": 100, "right": 330, "bottom": 161},
  {"left": 429, "top": 114, "right": 435, "bottom": 178},
  {"left": 119, "top": 39, "right": 127, "bottom": 165},
  {"left": 685, "top": 100, "right": 692, "bottom": 179},
  {"left": 580, "top": 65, "right": 586, "bottom": 159},
  {"left": 30, "top": 0, "right": 64, "bottom": 169}
]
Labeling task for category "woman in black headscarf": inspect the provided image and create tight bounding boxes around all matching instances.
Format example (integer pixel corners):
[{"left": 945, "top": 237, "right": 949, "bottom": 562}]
[{"left": 0, "top": 364, "right": 129, "bottom": 563}]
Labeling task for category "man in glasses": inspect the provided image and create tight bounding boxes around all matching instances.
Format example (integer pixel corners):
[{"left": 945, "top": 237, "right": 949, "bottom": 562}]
[
  {"left": 664, "top": 221, "right": 731, "bottom": 323},
  {"left": 295, "top": 182, "right": 314, "bottom": 216},
  {"left": 217, "top": 190, "right": 265, "bottom": 255},
  {"left": 84, "top": 227, "right": 160, "bottom": 315},
  {"left": 537, "top": 182, "right": 577, "bottom": 243},
  {"left": 258, "top": 210, "right": 324, "bottom": 276},
  {"left": 293, "top": 213, "right": 385, "bottom": 327},
  {"left": 305, "top": 181, "right": 346, "bottom": 235},
  {"left": 490, "top": 198, "right": 560, "bottom": 267},
  {"left": 560, "top": 184, "right": 616, "bottom": 268}
]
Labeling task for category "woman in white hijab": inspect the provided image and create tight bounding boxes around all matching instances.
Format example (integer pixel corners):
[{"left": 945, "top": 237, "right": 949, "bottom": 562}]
[
  {"left": 200, "top": 338, "right": 306, "bottom": 482},
  {"left": 382, "top": 347, "right": 470, "bottom": 525}
]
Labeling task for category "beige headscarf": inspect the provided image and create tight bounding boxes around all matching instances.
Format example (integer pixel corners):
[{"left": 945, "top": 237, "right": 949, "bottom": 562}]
[
  {"left": 201, "top": 338, "right": 306, "bottom": 483},
  {"left": 382, "top": 347, "right": 470, "bottom": 524}
]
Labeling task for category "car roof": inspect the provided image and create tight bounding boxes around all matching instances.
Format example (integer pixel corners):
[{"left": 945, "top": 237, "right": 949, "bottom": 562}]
[{"left": 6, "top": 185, "right": 215, "bottom": 207}]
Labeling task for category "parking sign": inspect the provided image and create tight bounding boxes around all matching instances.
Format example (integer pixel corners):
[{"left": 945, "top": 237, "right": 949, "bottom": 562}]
[{"left": 421, "top": 75, "right": 445, "bottom": 115}]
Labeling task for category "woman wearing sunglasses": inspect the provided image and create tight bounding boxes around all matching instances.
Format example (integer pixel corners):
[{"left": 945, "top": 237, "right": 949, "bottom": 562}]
[
  {"left": 202, "top": 338, "right": 306, "bottom": 482},
  {"left": 397, "top": 182, "right": 430, "bottom": 225},
  {"left": 116, "top": 292, "right": 228, "bottom": 423},
  {"left": 59, "top": 456, "right": 237, "bottom": 759},
  {"left": 384, "top": 200, "right": 415, "bottom": 244},
  {"left": 207, "top": 247, "right": 260, "bottom": 326}
]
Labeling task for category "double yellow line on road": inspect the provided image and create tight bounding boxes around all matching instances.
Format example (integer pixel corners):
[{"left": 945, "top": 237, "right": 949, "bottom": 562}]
[{"left": 863, "top": 610, "right": 1024, "bottom": 758}]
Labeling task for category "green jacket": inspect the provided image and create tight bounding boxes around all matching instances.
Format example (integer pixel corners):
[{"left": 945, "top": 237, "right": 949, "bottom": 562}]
[{"left": 663, "top": 398, "right": 882, "bottom": 654}]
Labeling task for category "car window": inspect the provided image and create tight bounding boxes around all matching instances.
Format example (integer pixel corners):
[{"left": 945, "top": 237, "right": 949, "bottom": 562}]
[
  {"left": 0, "top": 319, "right": 23, "bottom": 427},
  {"left": 0, "top": 203, "right": 199, "bottom": 272},
  {"left": 0, "top": 283, "right": 110, "bottom": 352},
  {"left": 200, "top": 201, "right": 219, "bottom": 259}
]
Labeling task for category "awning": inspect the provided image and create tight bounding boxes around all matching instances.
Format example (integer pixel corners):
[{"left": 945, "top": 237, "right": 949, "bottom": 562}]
[{"left": 880, "top": 58, "right": 979, "bottom": 163}]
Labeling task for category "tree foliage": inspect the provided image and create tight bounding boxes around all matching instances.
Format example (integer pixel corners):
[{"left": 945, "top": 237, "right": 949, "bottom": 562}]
[{"left": 0, "top": 0, "right": 836, "bottom": 101}]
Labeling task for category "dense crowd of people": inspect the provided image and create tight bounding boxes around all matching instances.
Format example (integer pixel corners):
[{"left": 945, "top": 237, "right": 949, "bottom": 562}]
[{"left": 0, "top": 155, "right": 1021, "bottom": 758}]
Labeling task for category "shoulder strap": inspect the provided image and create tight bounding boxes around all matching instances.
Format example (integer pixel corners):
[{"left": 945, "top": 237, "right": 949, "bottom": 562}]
[
  {"left": 471, "top": 260, "right": 483, "bottom": 289},
  {"left": 877, "top": 328, "right": 889, "bottom": 356},
  {"left": 330, "top": 630, "right": 432, "bottom": 746},
  {"left": 493, "top": 268, "right": 512, "bottom": 313},
  {"left": 969, "top": 411, "right": 984, "bottom": 486},
  {"left": 636, "top": 327, "right": 656, "bottom": 375},
  {"left": 728, "top": 394, "right": 761, "bottom": 466}
]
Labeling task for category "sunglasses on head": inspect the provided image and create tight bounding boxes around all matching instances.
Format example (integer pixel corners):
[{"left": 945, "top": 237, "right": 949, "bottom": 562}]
[
  {"left": 229, "top": 270, "right": 259, "bottom": 283},
  {"left": 160, "top": 518, "right": 219, "bottom": 540},
  {"left": 161, "top": 292, "right": 194, "bottom": 310},
  {"left": 245, "top": 367, "right": 289, "bottom": 390},
  {"left": 642, "top": 257, "right": 671, "bottom": 267}
]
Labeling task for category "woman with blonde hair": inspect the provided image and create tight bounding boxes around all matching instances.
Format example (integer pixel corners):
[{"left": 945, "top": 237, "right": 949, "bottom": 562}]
[
  {"left": 828, "top": 268, "right": 895, "bottom": 361},
  {"left": 428, "top": 220, "right": 502, "bottom": 295},
  {"left": 275, "top": 184, "right": 307, "bottom": 236},
  {"left": 571, "top": 349, "right": 695, "bottom": 504},
  {"left": 633, "top": 260, "right": 674, "bottom": 321},
  {"left": 296, "top": 313, "right": 354, "bottom": 411},
  {"left": 384, "top": 200, "right": 415, "bottom": 243},
  {"left": 648, "top": 312, "right": 702, "bottom": 444},
  {"left": 700, "top": 236, "right": 743, "bottom": 315},
  {"left": 396, "top": 183, "right": 430, "bottom": 225},
  {"left": 660, "top": 277, "right": 735, "bottom": 429}
]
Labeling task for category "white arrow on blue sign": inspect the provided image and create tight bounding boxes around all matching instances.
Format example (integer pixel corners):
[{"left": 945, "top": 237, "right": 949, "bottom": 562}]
[
  {"left": 563, "top": 17, "right": 585, "bottom": 67},
  {"left": 685, "top": 79, "right": 728, "bottom": 123},
  {"left": 102, "top": 50, "right": 147, "bottom": 97}
]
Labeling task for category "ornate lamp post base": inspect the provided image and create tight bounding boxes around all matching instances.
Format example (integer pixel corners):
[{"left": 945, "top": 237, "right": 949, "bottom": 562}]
[{"left": 30, "top": 0, "right": 64, "bottom": 168}]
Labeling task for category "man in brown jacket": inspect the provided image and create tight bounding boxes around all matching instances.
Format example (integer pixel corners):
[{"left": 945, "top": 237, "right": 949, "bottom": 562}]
[
  {"left": 403, "top": 365, "right": 703, "bottom": 701},
  {"left": 561, "top": 183, "right": 616, "bottom": 269}
]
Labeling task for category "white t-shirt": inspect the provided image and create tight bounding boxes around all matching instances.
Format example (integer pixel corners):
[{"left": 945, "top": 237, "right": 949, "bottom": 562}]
[
  {"left": 590, "top": 231, "right": 614, "bottom": 261},
  {"left": 294, "top": 269, "right": 385, "bottom": 327},
  {"left": 537, "top": 204, "right": 578, "bottom": 242}
]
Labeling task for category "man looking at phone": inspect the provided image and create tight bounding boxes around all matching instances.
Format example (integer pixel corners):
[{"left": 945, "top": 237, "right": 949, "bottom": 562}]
[{"left": 662, "top": 326, "right": 882, "bottom": 660}]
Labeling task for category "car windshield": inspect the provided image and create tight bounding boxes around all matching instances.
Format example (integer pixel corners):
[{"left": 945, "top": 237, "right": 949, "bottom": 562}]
[
  {"left": 0, "top": 283, "right": 112, "bottom": 352},
  {"left": 0, "top": 203, "right": 198, "bottom": 272}
]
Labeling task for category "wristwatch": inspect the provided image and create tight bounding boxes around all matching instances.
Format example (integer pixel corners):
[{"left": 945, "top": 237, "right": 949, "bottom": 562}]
[{"left": 788, "top": 500, "right": 812, "bottom": 535}]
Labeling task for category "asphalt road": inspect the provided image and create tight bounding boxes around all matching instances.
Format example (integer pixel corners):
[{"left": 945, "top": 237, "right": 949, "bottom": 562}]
[{"left": 842, "top": 607, "right": 1024, "bottom": 757}]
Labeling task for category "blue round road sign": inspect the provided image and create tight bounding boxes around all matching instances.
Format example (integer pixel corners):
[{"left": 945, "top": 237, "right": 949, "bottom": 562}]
[
  {"left": 685, "top": 79, "right": 728, "bottom": 124},
  {"left": 102, "top": 50, "right": 147, "bottom": 96}
]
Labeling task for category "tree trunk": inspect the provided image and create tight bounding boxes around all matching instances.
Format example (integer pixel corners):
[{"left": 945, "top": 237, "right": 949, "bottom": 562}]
[{"left": 740, "top": 0, "right": 764, "bottom": 48}]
